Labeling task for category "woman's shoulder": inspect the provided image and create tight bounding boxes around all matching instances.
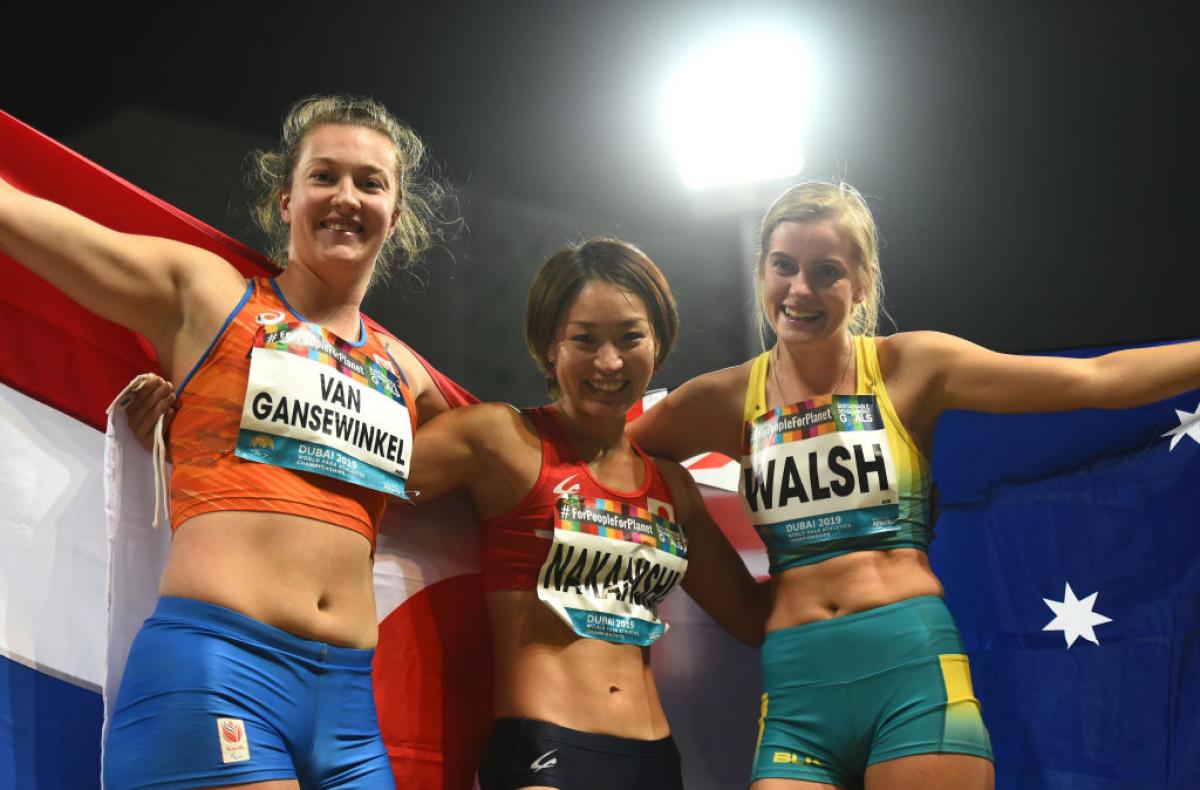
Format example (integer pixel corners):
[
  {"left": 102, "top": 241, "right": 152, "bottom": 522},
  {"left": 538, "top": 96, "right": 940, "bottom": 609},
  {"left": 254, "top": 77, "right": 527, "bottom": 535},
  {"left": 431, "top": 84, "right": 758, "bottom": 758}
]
[
  {"left": 874, "top": 330, "right": 965, "bottom": 375},
  {"left": 672, "top": 359, "right": 756, "bottom": 403}
]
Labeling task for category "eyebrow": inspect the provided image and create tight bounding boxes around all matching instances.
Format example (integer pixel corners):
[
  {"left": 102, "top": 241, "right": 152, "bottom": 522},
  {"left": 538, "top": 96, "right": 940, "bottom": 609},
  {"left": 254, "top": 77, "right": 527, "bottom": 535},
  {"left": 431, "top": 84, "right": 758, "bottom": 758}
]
[
  {"left": 304, "top": 157, "right": 391, "bottom": 177},
  {"left": 564, "top": 318, "right": 649, "bottom": 328}
]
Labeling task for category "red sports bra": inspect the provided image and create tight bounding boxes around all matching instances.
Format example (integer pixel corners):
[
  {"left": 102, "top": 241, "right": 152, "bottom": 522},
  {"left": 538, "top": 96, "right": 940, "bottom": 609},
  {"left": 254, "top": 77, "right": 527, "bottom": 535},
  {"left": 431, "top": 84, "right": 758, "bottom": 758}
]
[{"left": 480, "top": 405, "right": 677, "bottom": 592}]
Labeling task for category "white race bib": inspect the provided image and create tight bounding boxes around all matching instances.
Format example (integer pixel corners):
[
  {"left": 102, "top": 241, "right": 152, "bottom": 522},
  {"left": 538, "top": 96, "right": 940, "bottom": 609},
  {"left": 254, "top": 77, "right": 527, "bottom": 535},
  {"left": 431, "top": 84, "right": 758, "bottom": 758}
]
[
  {"left": 235, "top": 322, "right": 413, "bottom": 498},
  {"left": 741, "top": 394, "right": 900, "bottom": 549},
  {"left": 537, "top": 496, "right": 688, "bottom": 646}
]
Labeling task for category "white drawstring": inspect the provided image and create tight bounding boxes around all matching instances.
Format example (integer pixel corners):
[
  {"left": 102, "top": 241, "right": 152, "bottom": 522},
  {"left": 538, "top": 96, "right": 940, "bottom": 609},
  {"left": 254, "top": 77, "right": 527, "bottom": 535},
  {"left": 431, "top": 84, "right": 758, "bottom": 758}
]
[{"left": 151, "top": 412, "right": 169, "bottom": 529}]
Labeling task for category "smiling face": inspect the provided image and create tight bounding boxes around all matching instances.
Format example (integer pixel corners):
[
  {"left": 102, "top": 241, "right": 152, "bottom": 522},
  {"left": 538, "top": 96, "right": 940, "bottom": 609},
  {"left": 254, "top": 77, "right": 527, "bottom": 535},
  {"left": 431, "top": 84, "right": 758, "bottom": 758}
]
[
  {"left": 760, "top": 219, "right": 866, "bottom": 346},
  {"left": 279, "top": 123, "right": 400, "bottom": 276},
  {"left": 550, "top": 279, "right": 658, "bottom": 421}
]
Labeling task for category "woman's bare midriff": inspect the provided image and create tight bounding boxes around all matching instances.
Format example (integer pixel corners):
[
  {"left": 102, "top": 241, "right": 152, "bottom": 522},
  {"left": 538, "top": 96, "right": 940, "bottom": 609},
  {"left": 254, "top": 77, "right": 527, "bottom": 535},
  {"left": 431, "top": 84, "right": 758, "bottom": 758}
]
[
  {"left": 488, "top": 590, "right": 670, "bottom": 741},
  {"left": 160, "top": 511, "right": 379, "bottom": 648},
  {"left": 765, "top": 548, "right": 944, "bottom": 632}
]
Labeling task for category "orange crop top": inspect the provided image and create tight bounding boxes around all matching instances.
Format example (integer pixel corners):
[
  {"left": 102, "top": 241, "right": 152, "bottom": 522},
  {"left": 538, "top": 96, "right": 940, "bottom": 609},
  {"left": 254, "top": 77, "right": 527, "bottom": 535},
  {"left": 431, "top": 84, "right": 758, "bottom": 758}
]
[
  {"left": 168, "top": 278, "right": 416, "bottom": 547},
  {"left": 480, "top": 405, "right": 678, "bottom": 591}
]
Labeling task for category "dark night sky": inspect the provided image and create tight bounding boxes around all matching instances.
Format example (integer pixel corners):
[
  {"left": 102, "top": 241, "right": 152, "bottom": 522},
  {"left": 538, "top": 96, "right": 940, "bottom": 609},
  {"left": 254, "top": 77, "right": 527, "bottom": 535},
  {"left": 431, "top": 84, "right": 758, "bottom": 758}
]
[{"left": 4, "top": 1, "right": 1198, "bottom": 396}]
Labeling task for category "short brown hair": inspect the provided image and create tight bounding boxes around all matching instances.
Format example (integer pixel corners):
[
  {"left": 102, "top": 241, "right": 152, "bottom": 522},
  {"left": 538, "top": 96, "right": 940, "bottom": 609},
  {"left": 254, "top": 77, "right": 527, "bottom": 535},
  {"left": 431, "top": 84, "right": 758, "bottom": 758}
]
[
  {"left": 248, "top": 94, "right": 450, "bottom": 284},
  {"left": 525, "top": 238, "right": 679, "bottom": 395}
]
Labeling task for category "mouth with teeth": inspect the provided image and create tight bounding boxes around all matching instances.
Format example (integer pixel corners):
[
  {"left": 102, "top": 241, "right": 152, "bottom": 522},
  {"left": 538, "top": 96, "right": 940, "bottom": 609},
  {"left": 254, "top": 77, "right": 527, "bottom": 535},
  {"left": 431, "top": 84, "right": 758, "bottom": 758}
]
[
  {"left": 320, "top": 220, "right": 364, "bottom": 235},
  {"left": 781, "top": 305, "right": 822, "bottom": 322},
  {"left": 584, "top": 379, "right": 628, "bottom": 395}
]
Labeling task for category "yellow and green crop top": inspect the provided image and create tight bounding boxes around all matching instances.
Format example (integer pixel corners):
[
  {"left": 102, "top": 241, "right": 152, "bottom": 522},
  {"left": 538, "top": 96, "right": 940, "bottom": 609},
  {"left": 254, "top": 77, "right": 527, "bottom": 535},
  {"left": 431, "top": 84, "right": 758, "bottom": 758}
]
[{"left": 739, "top": 335, "right": 932, "bottom": 573}]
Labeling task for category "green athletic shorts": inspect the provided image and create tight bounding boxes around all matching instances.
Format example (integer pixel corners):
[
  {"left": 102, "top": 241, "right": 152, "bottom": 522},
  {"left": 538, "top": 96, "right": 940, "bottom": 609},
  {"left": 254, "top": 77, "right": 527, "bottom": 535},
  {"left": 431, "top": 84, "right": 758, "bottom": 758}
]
[{"left": 752, "top": 595, "right": 992, "bottom": 788}]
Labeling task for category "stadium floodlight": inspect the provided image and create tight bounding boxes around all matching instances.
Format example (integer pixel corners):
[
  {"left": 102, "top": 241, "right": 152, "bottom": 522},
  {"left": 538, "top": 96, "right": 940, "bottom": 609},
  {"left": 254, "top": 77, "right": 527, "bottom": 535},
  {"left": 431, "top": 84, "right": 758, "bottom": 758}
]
[{"left": 663, "top": 26, "right": 812, "bottom": 190}]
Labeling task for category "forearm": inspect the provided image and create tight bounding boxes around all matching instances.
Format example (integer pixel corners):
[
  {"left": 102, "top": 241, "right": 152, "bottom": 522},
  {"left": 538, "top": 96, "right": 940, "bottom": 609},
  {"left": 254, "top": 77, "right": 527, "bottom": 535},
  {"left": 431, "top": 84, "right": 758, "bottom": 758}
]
[{"left": 1090, "top": 340, "right": 1200, "bottom": 409}]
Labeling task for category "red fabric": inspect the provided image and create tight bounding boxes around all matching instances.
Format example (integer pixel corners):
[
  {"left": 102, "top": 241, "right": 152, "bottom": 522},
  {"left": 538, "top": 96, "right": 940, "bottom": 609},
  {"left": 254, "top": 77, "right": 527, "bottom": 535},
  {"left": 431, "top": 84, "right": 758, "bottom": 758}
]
[
  {"left": 0, "top": 111, "right": 276, "bottom": 429},
  {"left": 373, "top": 574, "right": 493, "bottom": 790}
]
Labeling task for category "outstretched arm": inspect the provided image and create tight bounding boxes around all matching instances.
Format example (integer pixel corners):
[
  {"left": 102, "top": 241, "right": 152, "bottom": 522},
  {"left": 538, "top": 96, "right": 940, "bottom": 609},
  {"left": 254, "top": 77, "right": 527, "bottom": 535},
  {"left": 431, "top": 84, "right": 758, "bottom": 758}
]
[
  {"left": 892, "top": 331, "right": 1200, "bottom": 428},
  {"left": 663, "top": 461, "right": 769, "bottom": 646},
  {"left": 0, "top": 176, "right": 243, "bottom": 368}
]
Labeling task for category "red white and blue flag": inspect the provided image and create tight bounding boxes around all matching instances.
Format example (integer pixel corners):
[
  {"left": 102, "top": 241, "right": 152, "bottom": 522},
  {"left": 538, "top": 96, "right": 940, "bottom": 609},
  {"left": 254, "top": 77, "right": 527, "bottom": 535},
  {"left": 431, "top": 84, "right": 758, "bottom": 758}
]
[{"left": 0, "top": 111, "right": 491, "bottom": 789}]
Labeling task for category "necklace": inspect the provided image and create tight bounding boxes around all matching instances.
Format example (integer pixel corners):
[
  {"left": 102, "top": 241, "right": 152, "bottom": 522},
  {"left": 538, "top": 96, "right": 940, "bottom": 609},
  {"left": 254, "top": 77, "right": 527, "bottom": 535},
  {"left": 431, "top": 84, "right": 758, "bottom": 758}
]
[{"left": 771, "top": 339, "right": 854, "bottom": 406}]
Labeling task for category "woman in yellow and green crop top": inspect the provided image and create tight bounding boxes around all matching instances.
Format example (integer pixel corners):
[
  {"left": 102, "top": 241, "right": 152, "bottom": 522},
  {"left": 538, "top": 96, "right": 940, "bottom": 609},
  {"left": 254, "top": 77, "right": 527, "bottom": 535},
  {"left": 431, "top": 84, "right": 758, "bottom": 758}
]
[{"left": 630, "top": 180, "right": 1200, "bottom": 790}]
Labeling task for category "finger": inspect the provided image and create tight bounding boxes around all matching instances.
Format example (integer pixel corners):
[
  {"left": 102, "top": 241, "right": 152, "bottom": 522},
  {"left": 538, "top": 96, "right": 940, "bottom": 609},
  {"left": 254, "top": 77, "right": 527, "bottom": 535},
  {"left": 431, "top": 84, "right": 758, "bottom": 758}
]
[
  {"left": 125, "top": 377, "right": 164, "bottom": 417},
  {"left": 130, "top": 389, "right": 174, "bottom": 446},
  {"left": 129, "top": 378, "right": 174, "bottom": 425}
]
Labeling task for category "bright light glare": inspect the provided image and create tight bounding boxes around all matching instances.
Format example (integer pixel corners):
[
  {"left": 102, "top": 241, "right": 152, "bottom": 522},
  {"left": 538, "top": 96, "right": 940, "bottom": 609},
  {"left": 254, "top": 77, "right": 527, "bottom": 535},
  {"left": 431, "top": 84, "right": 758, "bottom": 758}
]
[{"left": 663, "top": 28, "right": 811, "bottom": 189}]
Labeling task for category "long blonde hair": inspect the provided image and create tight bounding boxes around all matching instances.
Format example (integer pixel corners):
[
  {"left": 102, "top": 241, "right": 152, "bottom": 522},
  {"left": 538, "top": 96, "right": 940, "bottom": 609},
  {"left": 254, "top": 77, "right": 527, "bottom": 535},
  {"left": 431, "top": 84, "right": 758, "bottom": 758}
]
[{"left": 754, "top": 180, "right": 884, "bottom": 347}]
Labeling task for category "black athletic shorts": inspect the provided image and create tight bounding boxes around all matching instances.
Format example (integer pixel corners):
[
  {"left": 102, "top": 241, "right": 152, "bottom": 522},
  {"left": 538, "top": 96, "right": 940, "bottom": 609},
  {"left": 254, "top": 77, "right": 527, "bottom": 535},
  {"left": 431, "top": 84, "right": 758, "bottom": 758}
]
[{"left": 477, "top": 717, "right": 684, "bottom": 790}]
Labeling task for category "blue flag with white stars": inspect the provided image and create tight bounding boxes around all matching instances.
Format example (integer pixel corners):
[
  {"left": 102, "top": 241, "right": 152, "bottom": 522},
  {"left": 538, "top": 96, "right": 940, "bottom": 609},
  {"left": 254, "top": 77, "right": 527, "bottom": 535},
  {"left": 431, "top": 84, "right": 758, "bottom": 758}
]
[{"left": 931, "top": 341, "right": 1200, "bottom": 790}]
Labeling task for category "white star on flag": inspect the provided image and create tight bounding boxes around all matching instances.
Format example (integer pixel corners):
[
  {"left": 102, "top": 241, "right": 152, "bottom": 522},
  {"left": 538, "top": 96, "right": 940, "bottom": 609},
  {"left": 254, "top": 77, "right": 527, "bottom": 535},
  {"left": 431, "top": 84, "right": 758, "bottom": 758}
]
[
  {"left": 1043, "top": 582, "right": 1113, "bottom": 648},
  {"left": 1162, "top": 402, "right": 1200, "bottom": 451}
]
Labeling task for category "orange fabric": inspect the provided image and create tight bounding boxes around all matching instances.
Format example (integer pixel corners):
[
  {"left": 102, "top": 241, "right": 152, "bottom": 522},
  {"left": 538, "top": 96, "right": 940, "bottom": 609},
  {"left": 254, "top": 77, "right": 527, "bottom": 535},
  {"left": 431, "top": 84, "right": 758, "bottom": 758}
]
[
  {"left": 169, "top": 278, "right": 416, "bottom": 547},
  {"left": 481, "top": 405, "right": 677, "bottom": 591}
]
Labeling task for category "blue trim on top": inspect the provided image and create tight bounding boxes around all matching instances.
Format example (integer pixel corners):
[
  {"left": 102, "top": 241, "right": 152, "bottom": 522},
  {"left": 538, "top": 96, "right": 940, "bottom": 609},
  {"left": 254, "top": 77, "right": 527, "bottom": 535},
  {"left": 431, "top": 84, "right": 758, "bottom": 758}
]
[
  {"left": 269, "top": 279, "right": 366, "bottom": 347},
  {"left": 177, "top": 280, "right": 254, "bottom": 397},
  {"left": 383, "top": 349, "right": 410, "bottom": 388}
]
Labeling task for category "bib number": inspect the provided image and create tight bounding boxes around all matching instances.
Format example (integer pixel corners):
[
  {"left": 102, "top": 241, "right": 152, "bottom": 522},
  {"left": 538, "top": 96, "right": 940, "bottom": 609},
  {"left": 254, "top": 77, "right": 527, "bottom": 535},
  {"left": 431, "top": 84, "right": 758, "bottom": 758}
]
[
  {"left": 235, "top": 322, "right": 413, "bottom": 497},
  {"left": 742, "top": 395, "right": 900, "bottom": 549},
  {"left": 536, "top": 496, "right": 688, "bottom": 646}
]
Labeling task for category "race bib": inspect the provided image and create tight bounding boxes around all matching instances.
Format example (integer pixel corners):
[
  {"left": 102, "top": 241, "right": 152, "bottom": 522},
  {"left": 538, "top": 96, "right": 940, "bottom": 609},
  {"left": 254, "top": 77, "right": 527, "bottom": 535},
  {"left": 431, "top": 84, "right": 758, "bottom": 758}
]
[
  {"left": 235, "top": 322, "right": 413, "bottom": 498},
  {"left": 537, "top": 496, "right": 688, "bottom": 647},
  {"left": 741, "top": 394, "right": 899, "bottom": 550}
]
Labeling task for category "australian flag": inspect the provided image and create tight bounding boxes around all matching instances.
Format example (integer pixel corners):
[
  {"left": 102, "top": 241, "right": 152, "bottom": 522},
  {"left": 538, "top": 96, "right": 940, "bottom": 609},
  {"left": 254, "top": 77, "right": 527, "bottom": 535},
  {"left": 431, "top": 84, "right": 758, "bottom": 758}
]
[{"left": 932, "top": 357, "right": 1200, "bottom": 790}]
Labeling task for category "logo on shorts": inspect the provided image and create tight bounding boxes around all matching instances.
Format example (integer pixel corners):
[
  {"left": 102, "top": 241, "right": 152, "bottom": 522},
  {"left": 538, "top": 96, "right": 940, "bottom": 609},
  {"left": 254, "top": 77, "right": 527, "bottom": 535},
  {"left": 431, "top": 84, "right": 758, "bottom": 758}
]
[
  {"left": 255, "top": 310, "right": 286, "bottom": 325},
  {"left": 530, "top": 748, "right": 558, "bottom": 772},
  {"left": 217, "top": 717, "right": 251, "bottom": 763},
  {"left": 772, "top": 751, "right": 821, "bottom": 766}
]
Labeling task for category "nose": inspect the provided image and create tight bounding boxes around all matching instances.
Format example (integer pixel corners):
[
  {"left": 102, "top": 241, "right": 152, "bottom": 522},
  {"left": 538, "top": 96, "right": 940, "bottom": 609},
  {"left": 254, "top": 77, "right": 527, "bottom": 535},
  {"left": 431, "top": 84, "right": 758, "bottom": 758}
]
[
  {"left": 594, "top": 342, "right": 623, "bottom": 373},
  {"left": 788, "top": 270, "right": 814, "bottom": 298},
  {"left": 330, "top": 177, "right": 361, "bottom": 212}
]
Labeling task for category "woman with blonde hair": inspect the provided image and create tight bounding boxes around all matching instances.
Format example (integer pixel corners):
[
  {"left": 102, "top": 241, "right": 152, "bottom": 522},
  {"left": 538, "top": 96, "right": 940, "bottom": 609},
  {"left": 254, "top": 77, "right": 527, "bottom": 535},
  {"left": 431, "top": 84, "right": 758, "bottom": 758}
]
[
  {"left": 630, "top": 180, "right": 1200, "bottom": 789},
  {"left": 0, "top": 95, "right": 450, "bottom": 789}
]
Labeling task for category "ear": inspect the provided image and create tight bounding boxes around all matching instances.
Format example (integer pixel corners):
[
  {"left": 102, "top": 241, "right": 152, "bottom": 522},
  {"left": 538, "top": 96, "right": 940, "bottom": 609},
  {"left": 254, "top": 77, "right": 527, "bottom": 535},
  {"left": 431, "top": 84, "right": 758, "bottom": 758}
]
[
  {"left": 279, "top": 190, "right": 293, "bottom": 226},
  {"left": 388, "top": 204, "right": 401, "bottom": 235}
]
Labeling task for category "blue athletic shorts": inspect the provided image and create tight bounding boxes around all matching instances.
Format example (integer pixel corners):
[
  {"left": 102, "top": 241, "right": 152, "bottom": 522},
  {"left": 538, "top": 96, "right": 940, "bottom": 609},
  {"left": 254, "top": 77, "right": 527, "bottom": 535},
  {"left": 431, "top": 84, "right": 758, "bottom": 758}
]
[
  {"left": 103, "top": 596, "right": 394, "bottom": 790},
  {"left": 752, "top": 595, "right": 993, "bottom": 788}
]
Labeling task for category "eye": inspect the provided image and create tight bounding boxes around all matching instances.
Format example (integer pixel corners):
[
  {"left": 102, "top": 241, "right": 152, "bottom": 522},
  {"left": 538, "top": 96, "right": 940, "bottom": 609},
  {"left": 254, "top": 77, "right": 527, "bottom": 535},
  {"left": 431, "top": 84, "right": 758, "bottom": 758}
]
[
  {"left": 813, "top": 263, "right": 844, "bottom": 282},
  {"left": 570, "top": 333, "right": 595, "bottom": 346},
  {"left": 622, "top": 331, "right": 646, "bottom": 344},
  {"left": 363, "top": 177, "right": 386, "bottom": 191},
  {"left": 771, "top": 257, "right": 799, "bottom": 276},
  {"left": 310, "top": 170, "right": 333, "bottom": 183}
]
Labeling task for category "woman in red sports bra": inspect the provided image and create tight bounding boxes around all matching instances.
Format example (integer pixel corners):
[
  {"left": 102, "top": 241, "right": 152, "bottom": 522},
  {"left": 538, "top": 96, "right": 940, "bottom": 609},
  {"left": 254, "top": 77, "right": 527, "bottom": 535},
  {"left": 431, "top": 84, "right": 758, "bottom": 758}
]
[
  {"left": 409, "top": 238, "right": 767, "bottom": 790},
  {"left": 0, "top": 96, "right": 452, "bottom": 790}
]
